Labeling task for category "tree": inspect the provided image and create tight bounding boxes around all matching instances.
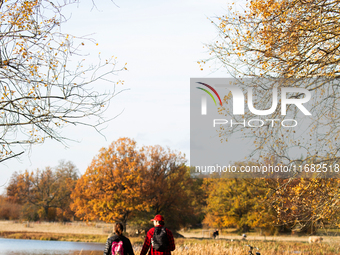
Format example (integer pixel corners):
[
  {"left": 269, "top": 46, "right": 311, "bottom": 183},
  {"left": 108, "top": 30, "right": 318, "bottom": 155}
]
[
  {"left": 0, "top": 0, "right": 125, "bottom": 163},
  {"left": 71, "top": 138, "right": 147, "bottom": 228},
  {"left": 203, "top": 177, "right": 275, "bottom": 233},
  {"left": 71, "top": 138, "right": 200, "bottom": 230},
  {"left": 269, "top": 178, "right": 340, "bottom": 234},
  {"left": 140, "top": 145, "right": 200, "bottom": 230},
  {"left": 6, "top": 161, "right": 79, "bottom": 221},
  {"left": 202, "top": 0, "right": 340, "bottom": 168}
]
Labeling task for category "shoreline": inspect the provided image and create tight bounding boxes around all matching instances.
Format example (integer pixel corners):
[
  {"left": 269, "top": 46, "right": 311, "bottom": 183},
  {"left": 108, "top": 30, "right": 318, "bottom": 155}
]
[{"left": 0, "top": 230, "right": 108, "bottom": 243}]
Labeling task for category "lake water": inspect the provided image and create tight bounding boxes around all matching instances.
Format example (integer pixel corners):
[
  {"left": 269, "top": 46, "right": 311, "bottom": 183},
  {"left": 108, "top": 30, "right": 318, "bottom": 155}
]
[{"left": 0, "top": 238, "right": 104, "bottom": 255}]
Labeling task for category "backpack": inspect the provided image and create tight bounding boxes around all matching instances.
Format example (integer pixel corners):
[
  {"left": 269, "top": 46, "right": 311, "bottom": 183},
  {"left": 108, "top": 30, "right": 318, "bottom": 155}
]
[
  {"left": 151, "top": 227, "right": 169, "bottom": 252},
  {"left": 111, "top": 240, "right": 124, "bottom": 255}
]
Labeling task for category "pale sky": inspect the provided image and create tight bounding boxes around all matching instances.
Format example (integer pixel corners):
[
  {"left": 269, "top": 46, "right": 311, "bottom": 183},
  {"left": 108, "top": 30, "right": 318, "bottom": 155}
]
[{"left": 0, "top": 0, "right": 236, "bottom": 193}]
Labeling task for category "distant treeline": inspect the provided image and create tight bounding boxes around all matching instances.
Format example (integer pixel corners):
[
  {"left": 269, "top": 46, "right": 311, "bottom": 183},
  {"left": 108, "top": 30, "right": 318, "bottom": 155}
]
[{"left": 3, "top": 138, "right": 340, "bottom": 234}]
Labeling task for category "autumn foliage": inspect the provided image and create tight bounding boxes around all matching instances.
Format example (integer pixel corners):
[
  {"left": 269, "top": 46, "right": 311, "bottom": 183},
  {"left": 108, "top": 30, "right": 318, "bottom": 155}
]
[
  {"left": 197, "top": 0, "right": 340, "bottom": 232},
  {"left": 141, "top": 145, "right": 199, "bottom": 229},
  {"left": 201, "top": 0, "right": 340, "bottom": 168},
  {"left": 0, "top": 194, "right": 21, "bottom": 220},
  {"left": 205, "top": 0, "right": 340, "bottom": 78},
  {"left": 6, "top": 161, "right": 78, "bottom": 221},
  {"left": 0, "top": 0, "right": 124, "bottom": 163},
  {"left": 71, "top": 138, "right": 201, "bottom": 230},
  {"left": 203, "top": 178, "right": 275, "bottom": 232},
  {"left": 71, "top": 138, "right": 147, "bottom": 226},
  {"left": 4, "top": 138, "right": 340, "bottom": 234},
  {"left": 269, "top": 178, "right": 340, "bottom": 233}
]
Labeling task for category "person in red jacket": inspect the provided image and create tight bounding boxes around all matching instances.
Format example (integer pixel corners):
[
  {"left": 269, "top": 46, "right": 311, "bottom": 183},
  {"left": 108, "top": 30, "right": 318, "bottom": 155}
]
[{"left": 140, "top": 215, "right": 175, "bottom": 255}]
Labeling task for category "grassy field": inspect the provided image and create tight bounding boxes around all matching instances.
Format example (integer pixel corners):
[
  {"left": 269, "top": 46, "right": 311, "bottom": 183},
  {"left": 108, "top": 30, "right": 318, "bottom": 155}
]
[
  {"left": 0, "top": 220, "right": 112, "bottom": 243},
  {"left": 0, "top": 231, "right": 109, "bottom": 243},
  {"left": 169, "top": 240, "right": 340, "bottom": 255},
  {"left": 2, "top": 221, "right": 340, "bottom": 254},
  {"left": 0, "top": 220, "right": 111, "bottom": 235}
]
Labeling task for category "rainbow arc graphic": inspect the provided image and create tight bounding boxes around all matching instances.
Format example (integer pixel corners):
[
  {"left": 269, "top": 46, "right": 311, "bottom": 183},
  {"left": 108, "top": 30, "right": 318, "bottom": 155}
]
[{"left": 196, "top": 82, "right": 222, "bottom": 106}]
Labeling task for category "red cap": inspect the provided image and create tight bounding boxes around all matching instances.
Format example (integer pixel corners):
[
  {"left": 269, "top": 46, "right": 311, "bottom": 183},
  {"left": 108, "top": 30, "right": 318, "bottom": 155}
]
[{"left": 150, "top": 214, "right": 164, "bottom": 222}]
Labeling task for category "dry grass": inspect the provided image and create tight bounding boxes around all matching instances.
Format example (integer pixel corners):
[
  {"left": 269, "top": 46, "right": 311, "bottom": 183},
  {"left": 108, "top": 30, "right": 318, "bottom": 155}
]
[
  {"left": 0, "top": 220, "right": 113, "bottom": 243},
  {"left": 166, "top": 240, "right": 340, "bottom": 255},
  {"left": 0, "top": 231, "right": 108, "bottom": 243},
  {"left": 131, "top": 238, "right": 340, "bottom": 255},
  {"left": 0, "top": 220, "right": 110, "bottom": 235},
  {"left": 2, "top": 221, "right": 340, "bottom": 254}
]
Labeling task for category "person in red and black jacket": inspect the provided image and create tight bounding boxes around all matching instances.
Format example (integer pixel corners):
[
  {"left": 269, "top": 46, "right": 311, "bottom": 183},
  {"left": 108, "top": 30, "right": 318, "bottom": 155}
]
[{"left": 140, "top": 215, "right": 175, "bottom": 255}]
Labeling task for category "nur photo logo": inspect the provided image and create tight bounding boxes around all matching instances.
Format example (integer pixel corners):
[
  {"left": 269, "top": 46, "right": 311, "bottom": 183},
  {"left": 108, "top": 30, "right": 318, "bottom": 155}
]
[
  {"left": 196, "top": 82, "right": 222, "bottom": 115},
  {"left": 196, "top": 81, "right": 312, "bottom": 117},
  {"left": 190, "top": 78, "right": 336, "bottom": 179}
]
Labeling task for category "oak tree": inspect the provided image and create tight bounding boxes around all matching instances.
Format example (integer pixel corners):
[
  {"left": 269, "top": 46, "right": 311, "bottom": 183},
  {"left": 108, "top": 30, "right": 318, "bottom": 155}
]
[
  {"left": 141, "top": 145, "right": 199, "bottom": 230},
  {"left": 71, "top": 138, "right": 200, "bottom": 230},
  {"left": 71, "top": 138, "right": 147, "bottom": 228}
]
